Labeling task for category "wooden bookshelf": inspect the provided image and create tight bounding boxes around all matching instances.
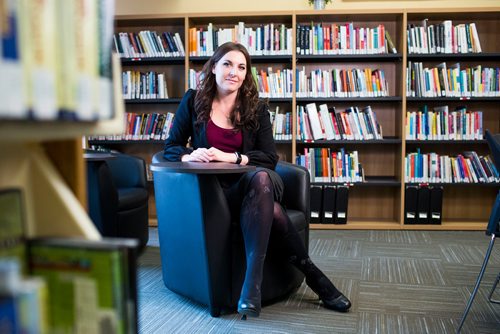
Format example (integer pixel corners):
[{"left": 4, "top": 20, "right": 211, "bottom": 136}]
[
  {"left": 102, "top": 8, "right": 499, "bottom": 231},
  {"left": 0, "top": 55, "right": 125, "bottom": 239}
]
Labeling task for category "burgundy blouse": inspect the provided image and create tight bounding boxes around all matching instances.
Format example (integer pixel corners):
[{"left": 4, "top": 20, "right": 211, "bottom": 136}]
[{"left": 206, "top": 119, "right": 243, "bottom": 152}]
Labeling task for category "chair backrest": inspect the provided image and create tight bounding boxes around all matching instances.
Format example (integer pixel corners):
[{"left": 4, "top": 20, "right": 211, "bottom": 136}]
[
  {"left": 485, "top": 130, "right": 500, "bottom": 235},
  {"left": 486, "top": 130, "right": 500, "bottom": 169}
]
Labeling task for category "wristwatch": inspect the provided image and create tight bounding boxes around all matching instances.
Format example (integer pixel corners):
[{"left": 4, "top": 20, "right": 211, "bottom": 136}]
[{"left": 234, "top": 151, "right": 242, "bottom": 164}]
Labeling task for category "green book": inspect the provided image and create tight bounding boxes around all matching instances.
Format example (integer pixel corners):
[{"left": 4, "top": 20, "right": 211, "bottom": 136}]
[
  {"left": 28, "top": 237, "right": 138, "bottom": 334},
  {"left": 0, "top": 188, "right": 27, "bottom": 272}
]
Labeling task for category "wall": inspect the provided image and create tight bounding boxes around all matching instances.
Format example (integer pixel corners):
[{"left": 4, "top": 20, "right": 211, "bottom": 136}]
[{"left": 116, "top": 0, "right": 498, "bottom": 16}]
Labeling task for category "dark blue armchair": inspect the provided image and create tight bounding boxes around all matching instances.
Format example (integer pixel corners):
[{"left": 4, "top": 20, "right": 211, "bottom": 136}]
[
  {"left": 151, "top": 152, "right": 310, "bottom": 317},
  {"left": 86, "top": 152, "right": 149, "bottom": 253}
]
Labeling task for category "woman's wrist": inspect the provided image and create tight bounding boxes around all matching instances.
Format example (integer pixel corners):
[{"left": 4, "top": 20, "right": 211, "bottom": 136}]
[{"left": 234, "top": 151, "right": 242, "bottom": 164}]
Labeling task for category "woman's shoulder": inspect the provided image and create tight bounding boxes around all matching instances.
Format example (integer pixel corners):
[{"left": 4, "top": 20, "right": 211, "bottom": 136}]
[
  {"left": 184, "top": 88, "right": 197, "bottom": 99},
  {"left": 255, "top": 99, "right": 270, "bottom": 117},
  {"left": 179, "top": 89, "right": 197, "bottom": 108}
]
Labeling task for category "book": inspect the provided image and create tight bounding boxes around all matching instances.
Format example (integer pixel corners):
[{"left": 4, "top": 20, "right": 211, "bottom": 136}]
[
  {"left": 0, "top": 0, "right": 27, "bottom": 119},
  {"left": 384, "top": 30, "right": 397, "bottom": 54},
  {"left": 74, "top": 0, "right": 99, "bottom": 120},
  {"left": 96, "top": 0, "right": 115, "bottom": 120},
  {"left": 305, "top": 103, "right": 325, "bottom": 140},
  {"left": 28, "top": 237, "right": 138, "bottom": 334},
  {"left": 20, "top": 0, "right": 58, "bottom": 120},
  {"left": 0, "top": 188, "right": 27, "bottom": 271}
]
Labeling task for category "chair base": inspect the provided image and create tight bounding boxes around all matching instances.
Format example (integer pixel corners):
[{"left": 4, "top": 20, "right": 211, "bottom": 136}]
[
  {"left": 487, "top": 271, "right": 500, "bottom": 304},
  {"left": 456, "top": 234, "right": 496, "bottom": 334}
]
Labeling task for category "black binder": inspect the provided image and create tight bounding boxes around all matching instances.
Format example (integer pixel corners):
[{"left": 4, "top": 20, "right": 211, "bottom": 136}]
[
  {"left": 334, "top": 185, "right": 349, "bottom": 224},
  {"left": 417, "top": 186, "right": 431, "bottom": 224},
  {"left": 322, "top": 185, "right": 336, "bottom": 224},
  {"left": 429, "top": 186, "right": 443, "bottom": 225},
  {"left": 404, "top": 186, "right": 419, "bottom": 224},
  {"left": 310, "top": 185, "right": 323, "bottom": 224}
]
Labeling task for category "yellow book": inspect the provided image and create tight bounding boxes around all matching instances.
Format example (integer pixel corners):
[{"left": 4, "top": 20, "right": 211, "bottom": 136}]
[
  {"left": 55, "top": 0, "right": 77, "bottom": 118},
  {"left": 74, "top": 0, "right": 99, "bottom": 120},
  {"left": 20, "top": 0, "right": 58, "bottom": 120}
]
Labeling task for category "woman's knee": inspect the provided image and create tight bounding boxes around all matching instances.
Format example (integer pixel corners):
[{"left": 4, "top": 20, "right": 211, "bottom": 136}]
[{"left": 248, "top": 171, "right": 273, "bottom": 196}]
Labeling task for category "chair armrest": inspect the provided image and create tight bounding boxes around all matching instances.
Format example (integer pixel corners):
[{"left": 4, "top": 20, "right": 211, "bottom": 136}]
[
  {"left": 86, "top": 160, "right": 119, "bottom": 236},
  {"left": 152, "top": 151, "right": 166, "bottom": 164},
  {"left": 106, "top": 154, "right": 147, "bottom": 188},
  {"left": 275, "top": 161, "right": 310, "bottom": 220}
]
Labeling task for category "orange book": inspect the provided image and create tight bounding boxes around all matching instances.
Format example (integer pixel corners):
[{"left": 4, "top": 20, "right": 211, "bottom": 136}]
[
  {"left": 189, "top": 27, "right": 197, "bottom": 56},
  {"left": 260, "top": 69, "right": 269, "bottom": 94},
  {"left": 321, "top": 148, "right": 327, "bottom": 180},
  {"left": 341, "top": 69, "right": 348, "bottom": 95}
]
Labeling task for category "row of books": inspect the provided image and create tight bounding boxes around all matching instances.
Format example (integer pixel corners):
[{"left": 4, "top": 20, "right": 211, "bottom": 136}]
[
  {"left": 404, "top": 186, "right": 443, "bottom": 225},
  {"left": 405, "top": 150, "right": 499, "bottom": 183},
  {"left": 296, "top": 67, "right": 389, "bottom": 98},
  {"left": 189, "top": 66, "right": 388, "bottom": 98},
  {"left": 188, "top": 22, "right": 293, "bottom": 57},
  {"left": 297, "top": 103, "right": 383, "bottom": 142},
  {"left": 268, "top": 107, "right": 293, "bottom": 140},
  {"left": 296, "top": 23, "right": 397, "bottom": 55},
  {"left": 89, "top": 112, "right": 175, "bottom": 141},
  {"left": 406, "top": 105, "right": 483, "bottom": 140},
  {"left": 122, "top": 71, "right": 169, "bottom": 100},
  {"left": 0, "top": 189, "right": 138, "bottom": 333},
  {"left": 251, "top": 67, "right": 294, "bottom": 98},
  {"left": 406, "top": 62, "right": 500, "bottom": 98},
  {"left": 310, "top": 185, "right": 349, "bottom": 224},
  {"left": 0, "top": 0, "right": 115, "bottom": 121},
  {"left": 189, "top": 67, "right": 295, "bottom": 98},
  {"left": 407, "top": 20, "right": 482, "bottom": 54},
  {"left": 296, "top": 148, "right": 364, "bottom": 183},
  {"left": 114, "top": 31, "right": 185, "bottom": 58}
]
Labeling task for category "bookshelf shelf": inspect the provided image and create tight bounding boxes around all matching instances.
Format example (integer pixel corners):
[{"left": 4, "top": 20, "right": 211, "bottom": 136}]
[
  {"left": 190, "top": 55, "right": 293, "bottom": 63},
  {"left": 405, "top": 182, "right": 500, "bottom": 187},
  {"left": 406, "top": 97, "right": 500, "bottom": 102},
  {"left": 297, "top": 54, "right": 403, "bottom": 62},
  {"left": 125, "top": 98, "right": 183, "bottom": 104},
  {"left": 297, "top": 138, "right": 401, "bottom": 145},
  {"left": 311, "top": 219, "right": 400, "bottom": 230},
  {"left": 106, "top": 8, "right": 499, "bottom": 231},
  {"left": 296, "top": 97, "right": 403, "bottom": 103},
  {"left": 406, "top": 139, "right": 486, "bottom": 144},
  {"left": 121, "top": 57, "right": 185, "bottom": 65},
  {"left": 88, "top": 140, "right": 165, "bottom": 145},
  {"left": 312, "top": 176, "right": 400, "bottom": 187},
  {"left": 407, "top": 52, "right": 500, "bottom": 61}
]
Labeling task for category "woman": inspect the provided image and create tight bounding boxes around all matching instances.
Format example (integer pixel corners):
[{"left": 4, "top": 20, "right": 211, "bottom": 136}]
[{"left": 164, "top": 42, "right": 351, "bottom": 318}]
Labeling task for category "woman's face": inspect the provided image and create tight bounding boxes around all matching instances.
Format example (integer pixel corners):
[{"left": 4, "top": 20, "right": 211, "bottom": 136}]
[{"left": 212, "top": 50, "right": 247, "bottom": 95}]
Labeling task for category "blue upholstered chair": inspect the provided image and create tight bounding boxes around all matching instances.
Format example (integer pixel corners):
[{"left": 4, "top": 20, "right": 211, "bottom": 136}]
[
  {"left": 86, "top": 151, "right": 149, "bottom": 253},
  {"left": 457, "top": 130, "right": 500, "bottom": 333},
  {"left": 151, "top": 152, "right": 310, "bottom": 317}
]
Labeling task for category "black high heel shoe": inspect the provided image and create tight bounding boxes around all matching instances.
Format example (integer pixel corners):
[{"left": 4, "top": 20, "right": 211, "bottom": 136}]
[
  {"left": 306, "top": 275, "right": 352, "bottom": 312},
  {"left": 237, "top": 299, "right": 261, "bottom": 319},
  {"left": 316, "top": 292, "right": 351, "bottom": 312}
]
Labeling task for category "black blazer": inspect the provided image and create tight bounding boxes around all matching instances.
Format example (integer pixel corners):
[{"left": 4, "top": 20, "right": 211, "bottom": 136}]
[{"left": 164, "top": 89, "right": 279, "bottom": 170}]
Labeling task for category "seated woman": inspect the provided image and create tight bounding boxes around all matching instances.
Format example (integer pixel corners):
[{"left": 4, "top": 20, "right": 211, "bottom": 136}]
[{"left": 163, "top": 41, "right": 351, "bottom": 318}]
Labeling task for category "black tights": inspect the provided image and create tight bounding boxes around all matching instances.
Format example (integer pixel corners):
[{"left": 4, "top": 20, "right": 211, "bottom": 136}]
[
  {"left": 239, "top": 171, "right": 274, "bottom": 305},
  {"left": 239, "top": 171, "right": 341, "bottom": 305}
]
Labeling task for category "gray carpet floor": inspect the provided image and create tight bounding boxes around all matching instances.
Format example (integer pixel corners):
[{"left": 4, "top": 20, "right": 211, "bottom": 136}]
[{"left": 137, "top": 228, "right": 500, "bottom": 333}]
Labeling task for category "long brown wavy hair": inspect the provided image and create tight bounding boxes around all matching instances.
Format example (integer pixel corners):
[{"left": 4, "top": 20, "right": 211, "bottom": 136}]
[{"left": 194, "top": 42, "right": 263, "bottom": 131}]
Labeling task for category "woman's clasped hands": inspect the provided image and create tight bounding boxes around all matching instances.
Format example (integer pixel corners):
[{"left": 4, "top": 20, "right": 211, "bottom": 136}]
[{"left": 182, "top": 147, "right": 232, "bottom": 163}]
